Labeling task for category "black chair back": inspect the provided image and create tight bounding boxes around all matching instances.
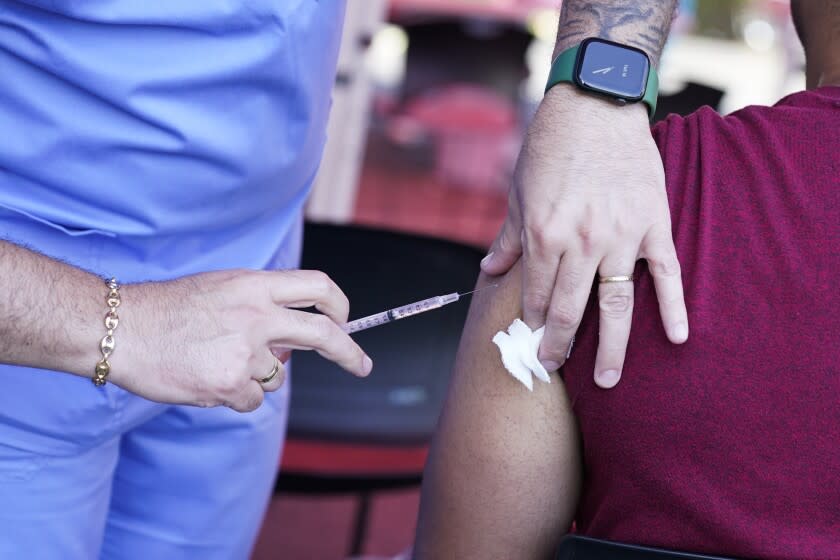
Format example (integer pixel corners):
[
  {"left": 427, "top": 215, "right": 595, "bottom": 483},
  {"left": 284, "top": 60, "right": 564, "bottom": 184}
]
[{"left": 289, "top": 222, "right": 485, "bottom": 445}]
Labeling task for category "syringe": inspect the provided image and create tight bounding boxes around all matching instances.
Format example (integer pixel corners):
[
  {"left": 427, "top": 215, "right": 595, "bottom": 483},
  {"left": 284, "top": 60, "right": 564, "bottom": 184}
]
[{"left": 342, "top": 284, "right": 498, "bottom": 334}]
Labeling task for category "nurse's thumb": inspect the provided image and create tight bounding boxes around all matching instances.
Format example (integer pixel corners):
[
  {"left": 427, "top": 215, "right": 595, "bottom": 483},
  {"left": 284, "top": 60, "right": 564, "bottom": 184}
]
[{"left": 481, "top": 217, "right": 522, "bottom": 276}]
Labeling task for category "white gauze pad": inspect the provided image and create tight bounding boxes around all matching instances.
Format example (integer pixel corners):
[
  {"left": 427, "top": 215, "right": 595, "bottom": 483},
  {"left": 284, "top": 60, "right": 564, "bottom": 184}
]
[{"left": 491, "top": 319, "right": 550, "bottom": 391}]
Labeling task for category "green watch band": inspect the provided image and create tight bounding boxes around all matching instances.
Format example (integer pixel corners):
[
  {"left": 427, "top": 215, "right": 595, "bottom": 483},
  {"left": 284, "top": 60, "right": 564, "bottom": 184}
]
[{"left": 545, "top": 43, "right": 659, "bottom": 118}]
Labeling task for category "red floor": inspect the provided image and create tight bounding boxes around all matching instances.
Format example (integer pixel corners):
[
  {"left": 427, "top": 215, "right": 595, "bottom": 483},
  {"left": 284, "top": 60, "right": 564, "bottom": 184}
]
[
  {"left": 254, "top": 490, "right": 421, "bottom": 559},
  {"left": 251, "top": 150, "right": 507, "bottom": 559}
]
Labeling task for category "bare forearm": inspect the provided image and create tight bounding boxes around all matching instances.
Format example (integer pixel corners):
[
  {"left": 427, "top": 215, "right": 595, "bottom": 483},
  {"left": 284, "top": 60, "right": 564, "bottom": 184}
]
[
  {"left": 0, "top": 240, "right": 102, "bottom": 377},
  {"left": 0, "top": 237, "right": 373, "bottom": 410},
  {"left": 554, "top": 0, "right": 678, "bottom": 66}
]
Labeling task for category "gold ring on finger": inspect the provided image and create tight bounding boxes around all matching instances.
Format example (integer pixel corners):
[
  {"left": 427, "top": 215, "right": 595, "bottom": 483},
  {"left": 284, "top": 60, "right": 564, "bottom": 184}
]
[
  {"left": 259, "top": 358, "right": 281, "bottom": 384},
  {"left": 599, "top": 274, "right": 634, "bottom": 284}
]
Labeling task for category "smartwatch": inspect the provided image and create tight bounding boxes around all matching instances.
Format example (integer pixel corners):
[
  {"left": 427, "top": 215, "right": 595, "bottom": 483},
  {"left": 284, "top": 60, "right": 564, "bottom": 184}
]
[{"left": 545, "top": 37, "right": 658, "bottom": 118}]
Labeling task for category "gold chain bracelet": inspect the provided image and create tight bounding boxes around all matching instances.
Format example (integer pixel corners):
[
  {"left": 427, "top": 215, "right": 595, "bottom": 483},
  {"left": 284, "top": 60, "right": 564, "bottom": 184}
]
[{"left": 93, "top": 278, "right": 121, "bottom": 386}]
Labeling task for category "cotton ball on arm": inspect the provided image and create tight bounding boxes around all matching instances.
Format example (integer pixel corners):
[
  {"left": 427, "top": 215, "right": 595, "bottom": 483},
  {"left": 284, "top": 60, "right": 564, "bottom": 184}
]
[{"left": 491, "top": 319, "right": 550, "bottom": 391}]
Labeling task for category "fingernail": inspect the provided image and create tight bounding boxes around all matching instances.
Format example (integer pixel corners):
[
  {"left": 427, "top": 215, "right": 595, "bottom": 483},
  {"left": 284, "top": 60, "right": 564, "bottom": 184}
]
[
  {"left": 362, "top": 355, "right": 373, "bottom": 376},
  {"left": 596, "top": 369, "right": 621, "bottom": 389},
  {"left": 541, "top": 360, "right": 561, "bottom": 372},
  {"left": 672, "top": 322, "right": 689, "bottom": 343},
  {"left": 480, "top": 252, "right": 494, "bottom": 268}
]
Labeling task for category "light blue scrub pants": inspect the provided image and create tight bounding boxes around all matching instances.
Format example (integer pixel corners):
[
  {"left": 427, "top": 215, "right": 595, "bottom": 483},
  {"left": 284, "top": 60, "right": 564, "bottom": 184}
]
[
  {"left": 0, "top": 366, "right": 290, "bottom": 560},
  {"left": 0, "top": 212, "right": 295, "bottom": 559}
]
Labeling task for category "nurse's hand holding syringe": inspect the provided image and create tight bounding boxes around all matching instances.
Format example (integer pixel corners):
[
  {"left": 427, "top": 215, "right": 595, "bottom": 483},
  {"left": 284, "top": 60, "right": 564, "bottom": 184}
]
[{"left": 0, "top": 242, "right": 372, "bottom": 413}]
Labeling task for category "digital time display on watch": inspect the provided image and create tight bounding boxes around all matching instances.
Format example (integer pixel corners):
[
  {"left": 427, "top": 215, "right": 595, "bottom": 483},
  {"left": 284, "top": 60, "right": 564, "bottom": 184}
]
[{"left": 574, "top": 38, "right": 650, "bottom": 101}]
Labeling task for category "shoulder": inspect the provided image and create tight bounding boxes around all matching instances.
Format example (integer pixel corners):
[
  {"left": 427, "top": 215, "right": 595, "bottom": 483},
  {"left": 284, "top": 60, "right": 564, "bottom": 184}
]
[
  {"left": 651, "top": 89, "right": 840, "bottom": 161},
  {"left": 647, "top": 98, "right": 818, "bottom": 217}
]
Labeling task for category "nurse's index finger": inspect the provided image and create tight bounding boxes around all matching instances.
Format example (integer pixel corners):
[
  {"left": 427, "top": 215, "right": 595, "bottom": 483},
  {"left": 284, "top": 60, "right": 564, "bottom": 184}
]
[{"left": 265, "top": 269, "right": 351, "bottom": 324}]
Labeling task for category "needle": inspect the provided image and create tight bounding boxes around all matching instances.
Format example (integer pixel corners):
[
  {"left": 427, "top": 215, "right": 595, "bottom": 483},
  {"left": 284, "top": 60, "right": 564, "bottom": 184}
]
[{"left": 458, "top": 284, "right": 499, "bottom": 297}]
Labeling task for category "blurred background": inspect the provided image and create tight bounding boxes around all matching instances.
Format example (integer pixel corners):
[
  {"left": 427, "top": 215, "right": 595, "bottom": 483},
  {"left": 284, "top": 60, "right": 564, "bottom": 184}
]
[{"left": 253, "top": 0, "right": 804, "bottom": 558}]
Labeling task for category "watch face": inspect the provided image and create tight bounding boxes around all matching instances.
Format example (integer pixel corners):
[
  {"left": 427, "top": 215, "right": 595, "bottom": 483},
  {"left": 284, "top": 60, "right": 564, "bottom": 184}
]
[{"left": 575, "top": 38, "right": 649, "bottom": 101}]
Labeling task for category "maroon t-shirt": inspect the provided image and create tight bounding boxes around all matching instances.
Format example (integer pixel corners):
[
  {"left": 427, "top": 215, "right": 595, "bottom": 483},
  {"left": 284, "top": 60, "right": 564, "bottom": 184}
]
[{"left": 562, "top": 87, "right": 840, "bottom": 559}]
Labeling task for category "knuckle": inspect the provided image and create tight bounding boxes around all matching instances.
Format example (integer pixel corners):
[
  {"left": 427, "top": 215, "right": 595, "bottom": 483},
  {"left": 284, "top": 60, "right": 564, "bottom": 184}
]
[
  {"left": 523, "top": 291, "right": 551, "bottom": 316},
  {"left": 648, "top": 254, "right": 681, "bottom": 278},
  {"left": 216, "top": 354, "right": 252, "bottom": 396},
  {"left": 546, "top": 304, "right": 582, "bottom": 330},
  {"left": 576, "top": 223, "right": 604, "bottom": 252},
  {"left": 611, "top": 217, "right": 631, "bottom": 237},
  {"left": 295, "top": 270, "right": 333, "bottom": 296},
  {"left": 525, "top": 224, "right": 564, "bottom": 251},
  {"left": 310, "top": 270, "right": 334, "bottom": 294},
  {"left": 599, "top": 293, "right": 633, "bottom": 318},
  {"left": 572, "top": 205, "right": 602, "bottom": 246},
  {"left": 232, "top": 269, "right": 262, "bottom": 289}
]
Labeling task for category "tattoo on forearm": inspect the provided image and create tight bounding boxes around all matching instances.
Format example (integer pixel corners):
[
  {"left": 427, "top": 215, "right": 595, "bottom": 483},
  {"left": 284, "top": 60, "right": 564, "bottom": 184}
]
[{"left": 555, "top": 0, "right": 678, "bottom": 67}]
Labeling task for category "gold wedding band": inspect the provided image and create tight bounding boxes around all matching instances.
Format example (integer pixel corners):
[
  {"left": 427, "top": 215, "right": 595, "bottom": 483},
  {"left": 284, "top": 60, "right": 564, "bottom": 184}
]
[
  {"left": 599, "top": 274, "right": 634, "bottom": 284},
  {"left": 259, "top": 358, "right": 281, "bottom": 384}
]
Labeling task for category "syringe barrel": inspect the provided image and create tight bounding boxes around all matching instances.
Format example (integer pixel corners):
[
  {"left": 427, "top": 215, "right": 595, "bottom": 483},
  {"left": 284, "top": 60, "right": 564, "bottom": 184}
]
[
  {"left": 390, "top": 294, "right": 456, "bottom": 320},
  {"left": 342, "top": 310, "right": 391, "bottom": 333},
  {"left": 342, "top": 293, "right": 460, "bottom": 334}
]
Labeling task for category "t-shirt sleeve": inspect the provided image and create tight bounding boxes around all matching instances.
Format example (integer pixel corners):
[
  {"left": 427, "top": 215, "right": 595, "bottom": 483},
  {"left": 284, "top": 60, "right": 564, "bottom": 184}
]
[{"left": 651, "top": 107, "right": 725, "bottom": 221}]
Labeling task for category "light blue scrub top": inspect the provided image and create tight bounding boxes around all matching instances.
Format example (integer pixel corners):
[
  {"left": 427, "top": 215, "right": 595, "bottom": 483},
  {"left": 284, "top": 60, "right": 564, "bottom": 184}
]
[{"left": 0, "top": 1, "right": 346, "bottom": 281}]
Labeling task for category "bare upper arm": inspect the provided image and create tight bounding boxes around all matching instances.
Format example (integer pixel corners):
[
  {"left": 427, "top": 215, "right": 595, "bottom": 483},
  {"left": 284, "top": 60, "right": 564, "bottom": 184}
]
[{"left": 413, "top": 262, "right": 582, "bottom": 560}]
